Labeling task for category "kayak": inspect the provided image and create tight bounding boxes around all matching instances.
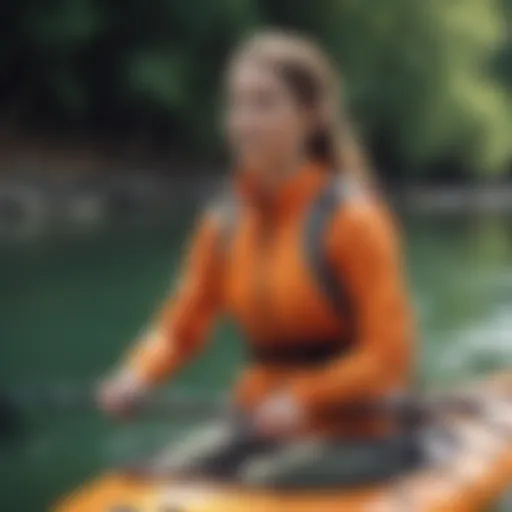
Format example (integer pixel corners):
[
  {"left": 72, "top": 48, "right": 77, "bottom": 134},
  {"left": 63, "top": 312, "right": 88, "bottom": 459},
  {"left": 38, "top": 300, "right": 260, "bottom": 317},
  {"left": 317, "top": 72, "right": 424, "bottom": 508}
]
[{"left": 55, "top": 372, "right": 512, "bottom": 512}]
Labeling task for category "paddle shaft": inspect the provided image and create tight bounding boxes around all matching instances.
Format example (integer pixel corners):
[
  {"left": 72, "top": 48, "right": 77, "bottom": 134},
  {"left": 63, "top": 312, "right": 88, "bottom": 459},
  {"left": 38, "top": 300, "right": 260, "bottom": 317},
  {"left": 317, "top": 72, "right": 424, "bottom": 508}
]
[
  {"left": 0, "top": 384, "right": 489, "bottom": 424},
  {"left": 0, "top": 385, "right": 228, "bottom": 421}
]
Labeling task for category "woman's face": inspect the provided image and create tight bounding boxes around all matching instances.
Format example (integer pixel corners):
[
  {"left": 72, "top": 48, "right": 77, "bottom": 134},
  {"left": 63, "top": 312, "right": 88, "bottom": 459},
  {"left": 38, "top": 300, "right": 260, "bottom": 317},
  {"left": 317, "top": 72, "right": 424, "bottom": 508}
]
[{"left": 225, "top": 59, "right": 309, "bottom": 180}]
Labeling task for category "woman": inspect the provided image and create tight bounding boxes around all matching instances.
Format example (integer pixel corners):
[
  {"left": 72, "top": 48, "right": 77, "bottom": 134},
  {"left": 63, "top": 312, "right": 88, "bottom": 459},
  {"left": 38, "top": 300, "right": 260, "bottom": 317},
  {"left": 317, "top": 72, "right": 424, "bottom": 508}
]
[{"left": 99, "top": 31, "right": 415, "bottom": 487}]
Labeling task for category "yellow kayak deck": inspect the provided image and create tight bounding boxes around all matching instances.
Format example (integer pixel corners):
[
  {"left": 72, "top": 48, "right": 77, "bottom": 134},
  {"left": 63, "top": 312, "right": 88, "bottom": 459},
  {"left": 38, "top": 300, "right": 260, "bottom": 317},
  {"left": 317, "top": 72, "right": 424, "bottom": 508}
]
[{"left": 56, "top": 373, "right": 512, "bottom": 512}]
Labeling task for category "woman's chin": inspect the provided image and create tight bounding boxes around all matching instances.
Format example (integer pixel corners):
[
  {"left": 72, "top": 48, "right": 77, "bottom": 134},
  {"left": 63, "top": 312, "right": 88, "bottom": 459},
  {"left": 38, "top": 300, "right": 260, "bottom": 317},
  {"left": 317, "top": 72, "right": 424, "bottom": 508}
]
[{"left": 237, "top": 158, "right": 268, "bottom": 176}]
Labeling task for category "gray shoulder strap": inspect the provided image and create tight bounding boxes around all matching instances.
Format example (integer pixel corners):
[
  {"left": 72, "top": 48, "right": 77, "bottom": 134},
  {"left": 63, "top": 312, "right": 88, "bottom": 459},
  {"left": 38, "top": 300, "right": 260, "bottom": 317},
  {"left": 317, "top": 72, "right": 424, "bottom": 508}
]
[
  {"left": 210, "top": 182, "right": 239, "bottom": 256},
  {"left": 304, "top": 174, "right": 359, "bottom": 322}
]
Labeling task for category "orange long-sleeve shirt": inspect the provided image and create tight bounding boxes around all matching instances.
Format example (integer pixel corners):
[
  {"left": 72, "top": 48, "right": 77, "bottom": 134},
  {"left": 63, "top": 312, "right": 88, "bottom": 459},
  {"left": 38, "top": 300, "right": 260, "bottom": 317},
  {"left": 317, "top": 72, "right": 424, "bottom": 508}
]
[{"left": 127, "top": 163, "right": 414, "bottom": 430}]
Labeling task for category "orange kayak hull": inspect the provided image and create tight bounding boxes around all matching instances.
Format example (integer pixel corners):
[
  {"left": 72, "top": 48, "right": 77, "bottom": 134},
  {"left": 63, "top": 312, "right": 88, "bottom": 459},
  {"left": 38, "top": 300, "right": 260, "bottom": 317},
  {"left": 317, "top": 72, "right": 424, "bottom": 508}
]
[{"left": 55, "top": 373, "right": 512, "bottom": 512}]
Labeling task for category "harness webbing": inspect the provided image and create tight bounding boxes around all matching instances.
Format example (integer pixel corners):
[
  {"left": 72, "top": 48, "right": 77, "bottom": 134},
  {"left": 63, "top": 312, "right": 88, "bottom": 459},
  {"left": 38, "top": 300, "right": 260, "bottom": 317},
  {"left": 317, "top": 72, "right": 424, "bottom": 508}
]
[{"left": 215, "top": 175, "right": 358, "bottom": 338}]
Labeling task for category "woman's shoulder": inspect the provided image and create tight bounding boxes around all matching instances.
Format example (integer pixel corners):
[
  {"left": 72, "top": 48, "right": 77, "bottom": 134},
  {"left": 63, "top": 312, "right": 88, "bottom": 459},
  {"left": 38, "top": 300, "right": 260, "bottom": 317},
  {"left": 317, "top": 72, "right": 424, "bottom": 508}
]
[
  {"left": 320, "top": 173, "right": 386, "bottom": 222},
  {"left": 326, "top": 177, "right": 402, "bottom": 250},
  {"left": 193, "top": 181, "right": 240, "bottom": 253}
]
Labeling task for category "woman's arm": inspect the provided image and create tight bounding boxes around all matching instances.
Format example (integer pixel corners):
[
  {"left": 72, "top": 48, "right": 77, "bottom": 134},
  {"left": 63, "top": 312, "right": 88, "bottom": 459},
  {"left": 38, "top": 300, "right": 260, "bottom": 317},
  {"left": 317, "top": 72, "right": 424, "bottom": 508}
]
[
  {"left": 289, "top": 199, "right": 413, "bottom": 411},
  {"left": 124, "top": 210, "right": 226, "bottom": 386}
]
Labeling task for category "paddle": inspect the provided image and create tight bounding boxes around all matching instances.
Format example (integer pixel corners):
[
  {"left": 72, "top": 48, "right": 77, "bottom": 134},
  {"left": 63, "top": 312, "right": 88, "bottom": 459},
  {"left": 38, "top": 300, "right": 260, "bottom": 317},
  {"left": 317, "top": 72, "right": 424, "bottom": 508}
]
[
  {"left": 0, "top": 381, "right": 500, "bottom": 441},
  {"left": 0, "top": 384, "right": 226, "bottom": 415},
  {"left": 0, "top": 383, "right": 230, "bottom": 443}
]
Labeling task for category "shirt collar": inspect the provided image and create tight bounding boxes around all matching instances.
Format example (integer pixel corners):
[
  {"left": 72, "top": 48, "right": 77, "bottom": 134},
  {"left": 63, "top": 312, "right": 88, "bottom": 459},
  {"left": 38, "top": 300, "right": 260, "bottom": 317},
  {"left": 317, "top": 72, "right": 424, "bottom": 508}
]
[{"left": 235, "top": 161, "right": 329, "bottom": 218}]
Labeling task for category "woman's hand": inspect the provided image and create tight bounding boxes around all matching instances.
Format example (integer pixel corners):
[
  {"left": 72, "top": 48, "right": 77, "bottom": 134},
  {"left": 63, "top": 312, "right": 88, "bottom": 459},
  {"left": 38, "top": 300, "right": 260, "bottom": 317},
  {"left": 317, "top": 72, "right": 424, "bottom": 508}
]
[
  {"left": 97, "top": 370, "right": 150, "bottom": 419},
  {"left": 252, "top": 392, "right": 306, "bottom": 438}
]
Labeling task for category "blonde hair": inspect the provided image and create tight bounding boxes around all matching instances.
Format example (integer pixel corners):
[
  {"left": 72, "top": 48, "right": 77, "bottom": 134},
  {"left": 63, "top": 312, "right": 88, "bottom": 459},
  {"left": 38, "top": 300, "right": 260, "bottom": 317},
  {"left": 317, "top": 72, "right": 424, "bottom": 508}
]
[{"left": 230, "top": 30, "right": 369, "bottom": 179}]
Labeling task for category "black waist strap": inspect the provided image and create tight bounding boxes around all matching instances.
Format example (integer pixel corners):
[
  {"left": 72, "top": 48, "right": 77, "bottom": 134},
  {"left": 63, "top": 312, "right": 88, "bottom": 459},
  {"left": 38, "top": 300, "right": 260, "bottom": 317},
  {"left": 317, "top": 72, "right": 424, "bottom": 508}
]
[{"left": 249, "top": 340, "right": 351, "bottom": 366}]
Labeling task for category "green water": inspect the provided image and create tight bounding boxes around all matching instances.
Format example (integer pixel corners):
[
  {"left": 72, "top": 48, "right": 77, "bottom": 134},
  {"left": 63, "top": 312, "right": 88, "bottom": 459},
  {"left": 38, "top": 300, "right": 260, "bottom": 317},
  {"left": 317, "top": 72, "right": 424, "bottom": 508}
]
[{"left": 1, "top": 212, "right": 512, "bottom": 510}]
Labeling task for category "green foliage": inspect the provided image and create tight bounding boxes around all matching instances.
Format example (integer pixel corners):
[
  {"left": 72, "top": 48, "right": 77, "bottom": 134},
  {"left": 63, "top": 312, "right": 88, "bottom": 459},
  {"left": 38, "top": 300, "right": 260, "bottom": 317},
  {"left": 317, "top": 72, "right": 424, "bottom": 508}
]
[{"left": 0, "top": 0, "right": 510, "bottom": 177}]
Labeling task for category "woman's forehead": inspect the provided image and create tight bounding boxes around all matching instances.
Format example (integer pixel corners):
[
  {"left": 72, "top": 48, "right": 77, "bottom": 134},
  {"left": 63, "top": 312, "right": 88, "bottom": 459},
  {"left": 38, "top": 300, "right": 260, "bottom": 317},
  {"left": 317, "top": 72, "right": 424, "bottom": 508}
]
[{"left": 227, "top": 58, "right": 284, "bottom": 92}]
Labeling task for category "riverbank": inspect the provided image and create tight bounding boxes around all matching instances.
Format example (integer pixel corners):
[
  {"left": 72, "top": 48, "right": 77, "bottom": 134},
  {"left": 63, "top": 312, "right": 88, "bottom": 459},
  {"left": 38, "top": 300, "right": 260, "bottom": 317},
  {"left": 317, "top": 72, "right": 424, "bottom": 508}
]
[
  {"left": 1, "top": 172, "right": 511, "bottom": 238},
  {"left": 391, "top": 185, "right": 512, "bottom": 214}
]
